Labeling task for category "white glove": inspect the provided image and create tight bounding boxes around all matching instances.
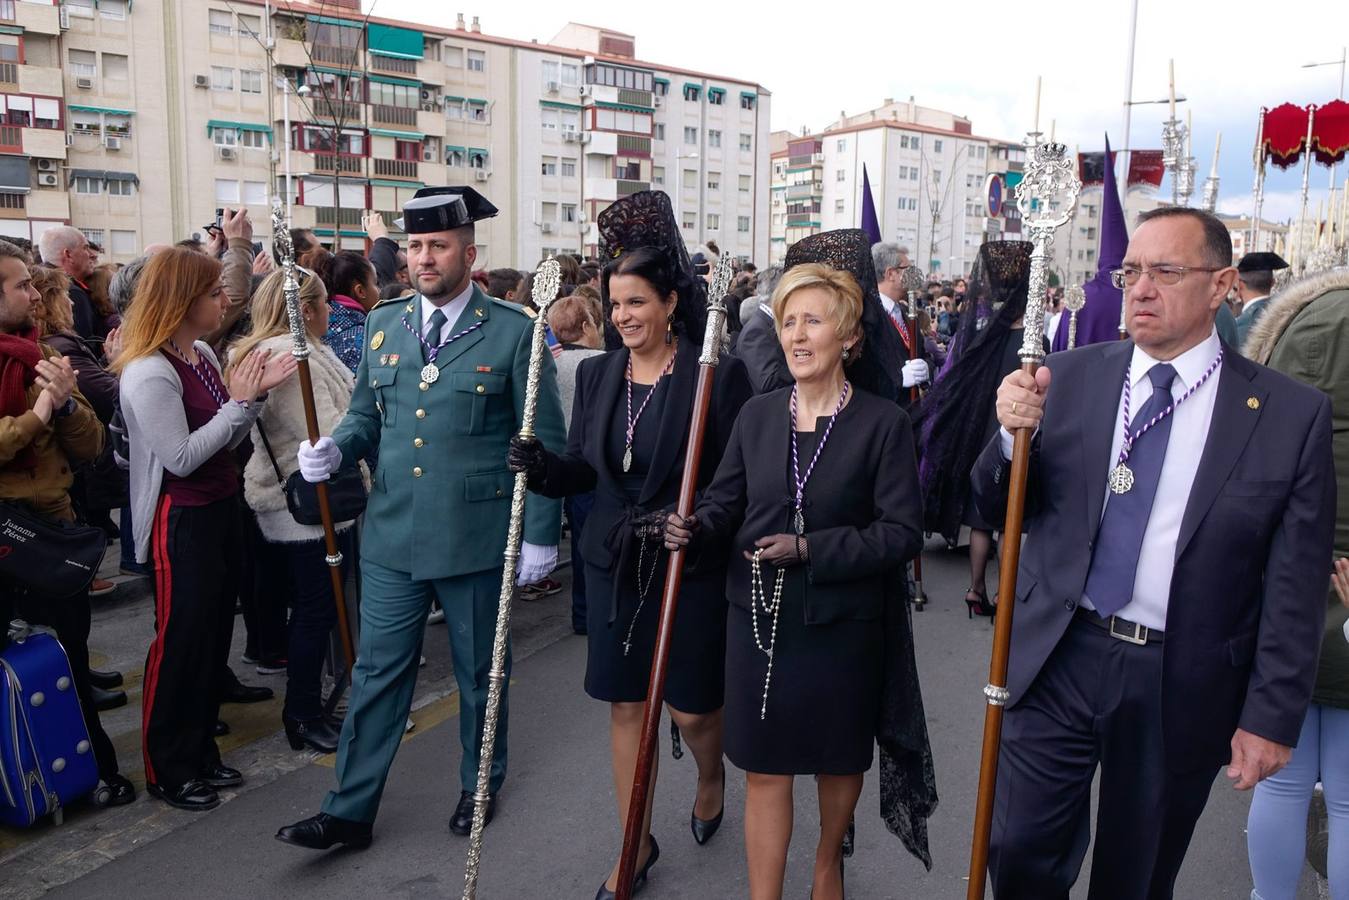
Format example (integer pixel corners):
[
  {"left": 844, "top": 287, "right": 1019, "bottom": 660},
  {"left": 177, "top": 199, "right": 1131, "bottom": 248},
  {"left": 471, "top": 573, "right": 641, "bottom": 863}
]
[
  {"left": 902, "top": 358, "right": 930, "bottom": 388},
  {"left": 516, "top": 541, "right": 558, "bottom": 586},
  {"left": 1343, "top": 616, "right": 1349, "bottom": 645},
  {"left": 297, "top": 436, "right": 342, "bottom": 483}
]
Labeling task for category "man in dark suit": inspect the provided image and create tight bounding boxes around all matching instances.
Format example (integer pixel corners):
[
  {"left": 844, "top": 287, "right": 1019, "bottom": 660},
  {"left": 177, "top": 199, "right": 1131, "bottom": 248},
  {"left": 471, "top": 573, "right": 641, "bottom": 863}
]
[{"left": 971, "top": 207, "right": 1336, "bottom": 899}]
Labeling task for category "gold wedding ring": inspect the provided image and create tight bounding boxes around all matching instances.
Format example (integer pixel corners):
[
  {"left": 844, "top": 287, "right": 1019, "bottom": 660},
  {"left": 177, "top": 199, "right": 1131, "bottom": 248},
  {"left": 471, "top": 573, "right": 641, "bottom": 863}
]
[{"left": 1011, "top": 401, "right": 1019, "bottom": 415}]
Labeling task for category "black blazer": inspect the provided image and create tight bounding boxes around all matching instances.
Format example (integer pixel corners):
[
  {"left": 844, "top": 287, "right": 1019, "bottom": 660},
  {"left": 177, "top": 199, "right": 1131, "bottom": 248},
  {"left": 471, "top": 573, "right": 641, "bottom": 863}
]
[
  {"left": 536, "top": 343, "right": 752, "bottom": 617},
  {"left": 694, "top": 386, "right": 924, "bottom": 624},
  {"left": 971, "top": 339, "right": 1337, "bottom": 771}
]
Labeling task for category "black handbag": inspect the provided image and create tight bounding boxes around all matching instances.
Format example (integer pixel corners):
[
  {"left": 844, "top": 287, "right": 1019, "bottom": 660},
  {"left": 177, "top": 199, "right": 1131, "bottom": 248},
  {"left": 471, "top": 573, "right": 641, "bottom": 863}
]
[
  {"left": 256, "top": 424, "right": 367, "bottom": 527},
  {"left": 0, "top": 503, "right": 107, "bottom": 598}
]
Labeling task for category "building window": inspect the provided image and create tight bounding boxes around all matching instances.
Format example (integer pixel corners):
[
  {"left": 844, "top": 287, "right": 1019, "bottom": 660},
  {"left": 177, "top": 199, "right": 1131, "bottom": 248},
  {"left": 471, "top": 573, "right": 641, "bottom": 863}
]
[
  {"left": 394, "top": 139, "right": 420, "bottom": 161},
  {"left": 468, "top": 149, "right": 488, "bottom": 169},
  {"left": 682, "top": 168, "right": 696, "bottom": 188},
  {"left": 73, "top": 176, "right": 101, "bottom": 195},
  {"left": 708, "top": 88, "right": 724, "bottom": 106},
  {"left": 707, "top": 172, "right": 720, "bottom": 191},
  {"left": 836, "top": 169, "right": 845, "bottom": 182},
  {"left": 78, "top": 228, "right": 104, "bottom": 246},
  {"left": 446, "top": 148, "right": 464, "bottom": 167},
  {"left": 540, "top": 108, "right": 559, "bottom": 131},
  {"left": 541, "top": 202, "right": 557, "bottom": 222},
  {"left": 738, "top": 216, "right": 750, "bottom": 233},
  {"left": 240, "top": 130, "right": 265, "bottom": 149},
  {"left": 706, "top": 213, "right": 719, "bottom": 231},
  {"left": 560, "top": 63, "right": 579, "bottom": 87},
  {"left": 909, "top": 198, "right": 919, "bottom": 211},
  {"left": 208, "top": 9, "right": 232, "bottom": 35},
  {"left": 653, "top": 80, "right": 668, "bottom": 96},
  {"left": 835, "top": 199, "right": 845, "bottom": 212},
  {"left": 682, "top": 84, "right": 699, "bottom": 102},
  {"left": 444, "top": 46, "right": 463, "bottom": 68},
  {"left": 69, "top": 49, "right": 96, "bottom": 78},
  {"left": 211, "top": 66, "right": 234, "bottom": 91},
  {"left": 652, "top": 166, "right": 665, "bottom": 185},
  {"left": 682, "top": 213, "right": 694, "bottom": 230},
  {"left": 110, "top": 229, "right": 137, "bottom": 255},
  {"left": 899, "top": 165, "right": 908, "bottom": 179},
  {"left": 541, "top": 156, "right": 557, "bottom": 176},
  {"left": 707, "top": 129, "right": 722, "bottom": 149},
  {"left": 466, "top": 50, "right": 485, "bottom": 72},
  {"left": 740, "top": 94, "right": 755, "bottom": 110},
  {"left": 739, "top": 174, "right": 750, "bottom": 193},
  {"left": 561, "top": 158, "right": 576, "bottom": 177},
  {"left": 240, "top": 70, "right": 263, "bottom": 94},
  {"left": 211, "top": 127, "right": 236, "bottom": 147},
  {"left": 934, "top": 139, "right": 943, "bottom": 153},
  {"left": 739, "top": 133, "right": 752, "bottom": 152},
  {"left": 106, "top": 179, "right": 133, "bottom": 197},
  {"left": 237, "top": 13, "right": 261, "bottom": 38},
  {"left": 837, "top": 139, "right": 846, "bottom": 151},
  {"left": 541, "top": 60, "right": 560, "bottom": 89},
  {"left": 910, "top": 168, "right": 919, "bottom": 181},
  {"left": 683, "top": 126, "right": 697, "bottom": 145},
  {"left": 99, "top": 0, "right": 128, "bottom": 19},
  {"left": 65, "top": 0, "right": 94, "bottom": 17},
  {"left": 653, "top": 123, "right": 665, "bottom": 142},
  {"left": 470, "top": 104, "right": 488, "bottom": 123},
  {"left": 214, "top": 178, "right": 239, "bottom": 203},
  {"left": 561, "top": 203, "right": 577, "bottom": 223},
  {"left": 976, "top": 145, "right": 986, "bottom": 159}
]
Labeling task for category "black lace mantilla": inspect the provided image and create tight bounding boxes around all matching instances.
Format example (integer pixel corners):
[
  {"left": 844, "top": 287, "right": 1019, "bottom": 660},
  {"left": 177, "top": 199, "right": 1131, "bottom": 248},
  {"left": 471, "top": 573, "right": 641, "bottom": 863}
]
[{"left": 597, "top": 190, "right": 694, "bottom": 274}]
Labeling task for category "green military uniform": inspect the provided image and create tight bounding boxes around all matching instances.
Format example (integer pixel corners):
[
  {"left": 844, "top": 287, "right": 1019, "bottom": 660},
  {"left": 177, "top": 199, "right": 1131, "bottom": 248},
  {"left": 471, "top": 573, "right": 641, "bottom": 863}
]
[{"left": 319, "top": 280, "right": 565, "bottom": 824}]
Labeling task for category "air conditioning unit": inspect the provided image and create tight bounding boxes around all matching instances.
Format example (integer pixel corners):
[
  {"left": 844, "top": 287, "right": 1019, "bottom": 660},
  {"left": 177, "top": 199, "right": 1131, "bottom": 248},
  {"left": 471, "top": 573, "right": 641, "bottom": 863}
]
[
  {"left": 37, "top": 173, "right": 59, "bottom": 188},
  {"left": 64, "top": 133, "right": 74, "bottom": 146},
  {"left": 578, "top": 84, "right": 591, "bottom": 98},
  {"left": 654, "top": 96, "right": 663, "bottom": 108},
  {"left": 422, "top": 102, "right": 437, "bottom": 112},
  {"left": 194, "top": 74, "right": 210, "bottom": 89},
  {"left": 540, "top": 222, "right": 553, "bottom": 234},
  {"left": 217, "top": 146, "right": 237, "bottom": 161},
  {"left": 75, "top": 77, "right": 94, "bottom": 90},
  {"left": 473, "top": 169, "right": 489, "bottom": 182},
  {"left": 104, "top": 136, "right": 121, "bottom": 151},
  {"left": 562, "top": 131, "right": 579, "bottom": 144},
  {"left": 420, "top": 89, "right": 433, "bottom": 101},
  {"left": 580, "top": 132, "right": 591, "bottom": 144},
  {"left": 422, "top": 148, "right": 435, "bottom": 161},
  {"left": 36, "top": 159, "right": 58, "bottom": 173},
  {"left": 545, "top": 80, "right": 559, "bottom": 94}
]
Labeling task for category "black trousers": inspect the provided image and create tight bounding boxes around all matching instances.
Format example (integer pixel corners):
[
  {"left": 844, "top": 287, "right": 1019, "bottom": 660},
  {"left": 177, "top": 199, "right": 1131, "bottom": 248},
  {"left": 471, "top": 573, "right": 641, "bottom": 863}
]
[
  {"left": 1, "top": 582, "right": 120, "bottom": 780},
  {"left": 239, "top": 503, "right": 287, "bottom": 661},
  {"left": 142, "top": 494, "right": 241, "bottom": 790},
  {"left": 279, "top": 536, "right": 346, "bottom": 721},
  {"left": 990, "top": 614, "right": 1218, "bottom": 900}
]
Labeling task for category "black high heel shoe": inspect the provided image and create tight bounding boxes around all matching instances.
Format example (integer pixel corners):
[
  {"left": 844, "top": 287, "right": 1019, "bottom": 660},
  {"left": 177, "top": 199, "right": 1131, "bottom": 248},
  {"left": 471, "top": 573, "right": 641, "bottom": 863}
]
[
  {"left": 691, "top": 764, "right": 725, "bottom": 845},
  {"left": 964, "top": 588, "right": 995, "bottom": 619},
  {"left": 594, "top": 835, "right": 660, "bottom": 900},
  {"left": 284, "top": 714, "right": 341, "bottom": 754}
]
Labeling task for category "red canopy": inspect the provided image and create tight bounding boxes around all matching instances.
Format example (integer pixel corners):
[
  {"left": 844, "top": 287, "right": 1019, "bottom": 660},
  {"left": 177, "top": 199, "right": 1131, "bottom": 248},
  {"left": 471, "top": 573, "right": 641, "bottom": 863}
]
[
  {"left": 1313, "top": 99, "right": 1349, "bottom": 166},
  {"left": 1263, "top": 103, "right": 1312, "bottom": 169}
]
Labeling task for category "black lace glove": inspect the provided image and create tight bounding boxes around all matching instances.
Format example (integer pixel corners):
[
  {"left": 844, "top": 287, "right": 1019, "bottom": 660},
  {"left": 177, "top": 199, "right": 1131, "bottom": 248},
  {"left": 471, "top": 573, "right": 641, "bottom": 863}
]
[
  {"left": 632, "top": 509, "right": 670, "bottom": 542},
  {"left": 507, "top": 435, "right": 547, "bottom": 488}
]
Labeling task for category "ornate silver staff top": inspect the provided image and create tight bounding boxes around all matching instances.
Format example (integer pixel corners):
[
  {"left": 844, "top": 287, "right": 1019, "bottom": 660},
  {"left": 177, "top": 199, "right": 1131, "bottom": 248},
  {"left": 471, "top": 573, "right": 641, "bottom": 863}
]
[
  {"left": 517, "top": 258, "right": 562, "bottom": 440},
  {"left": 700, "top": 253, "right": 734, "bottom": 367},
  {"left": 270, "top": 199, "right": 311, "bottom": 362},
  {"left": 1015, "top": 142, "right": 1082, "bottom": 365}
]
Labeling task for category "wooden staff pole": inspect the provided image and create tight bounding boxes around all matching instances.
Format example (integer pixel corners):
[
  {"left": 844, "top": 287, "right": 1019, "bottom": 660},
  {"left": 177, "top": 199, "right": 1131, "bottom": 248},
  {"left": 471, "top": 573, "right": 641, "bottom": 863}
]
[
  {"left": 615, "top": 255, "right": 734, "bottom": 899},
  {"left": 965, "top": 141, "right": 1080, "bottom": 899}
]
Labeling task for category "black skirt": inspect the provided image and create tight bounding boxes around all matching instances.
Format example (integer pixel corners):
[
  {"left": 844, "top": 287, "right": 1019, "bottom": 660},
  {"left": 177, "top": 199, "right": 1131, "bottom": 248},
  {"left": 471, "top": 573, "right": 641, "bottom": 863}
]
[{"left": 724, "top": 569, "right": 884, "bottom": 775}]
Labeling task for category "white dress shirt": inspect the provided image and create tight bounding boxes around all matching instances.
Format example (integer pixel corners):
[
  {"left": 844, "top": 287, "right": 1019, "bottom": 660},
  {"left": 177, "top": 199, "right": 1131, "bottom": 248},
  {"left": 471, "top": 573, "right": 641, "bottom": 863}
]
[
  {"left": 419, "top": 281, "right": 475, "bottom": 344},
  {"left": 1000, "top": 328, "right": 1224, "bottom": 630}
]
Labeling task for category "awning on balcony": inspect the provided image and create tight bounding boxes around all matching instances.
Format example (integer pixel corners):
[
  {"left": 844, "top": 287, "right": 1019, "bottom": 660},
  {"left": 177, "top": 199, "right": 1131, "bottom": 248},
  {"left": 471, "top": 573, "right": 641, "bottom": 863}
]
[
  {"left": 205, "top": 120, "right": 272, "bottom": 136},
  {"left": 67, "top": 105, "right": 136, "bottom": 116},
  {"left": 740, "top": 91, "right": 757, "bottom": 100},
  {"left": 370, "top": 179, "right": 425, "bottom": 189},
  {"left": 367, "top": 23, "right": 423, "bottom": 60},
  {"left": 69, "top": 168, "right": 107, "bottom": 180},
  {"left": 595, "top": 101, "right": 652, "bottom": 114},
  {"left": 444, "top": 145, "right": 465, "bottom": 154},
  {"left": 0, "top": 26, "right": 23, "bottom": 36},
  {"left": 305, "top": 14, "right": 359, "bottom": 28},
  {"left": 369, "top": 128, "right": 424, "bottom": 141},
  {"left": 104, "top": 171, "right": 139, "bottom": 185},
  {"left": 368, "top": 73, "right": 420, "bottom": 88},
  {"left": 65, "top": 168, "right": 139, "bottom": 187},
  {"left": 708, "top": 88, "right": 726, "bottom": 101},
  {"left": 539, "top": 100, "right": 583, "bottom": 111}
]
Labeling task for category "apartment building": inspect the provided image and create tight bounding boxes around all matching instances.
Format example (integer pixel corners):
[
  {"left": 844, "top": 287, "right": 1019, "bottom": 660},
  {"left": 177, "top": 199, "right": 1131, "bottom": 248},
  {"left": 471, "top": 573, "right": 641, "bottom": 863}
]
[{"left": 0, "top": 1, "right": 771, "bottom": 268}]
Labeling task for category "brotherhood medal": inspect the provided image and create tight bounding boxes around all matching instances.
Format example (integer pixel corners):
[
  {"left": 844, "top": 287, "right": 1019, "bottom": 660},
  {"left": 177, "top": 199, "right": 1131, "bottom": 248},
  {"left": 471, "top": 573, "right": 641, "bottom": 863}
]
[
  {"left": 1107, "top": 462, "right": 1134, "bottom": 495},
  {"left": 420, "top": 363, "right": 440, "bottom": 385}
]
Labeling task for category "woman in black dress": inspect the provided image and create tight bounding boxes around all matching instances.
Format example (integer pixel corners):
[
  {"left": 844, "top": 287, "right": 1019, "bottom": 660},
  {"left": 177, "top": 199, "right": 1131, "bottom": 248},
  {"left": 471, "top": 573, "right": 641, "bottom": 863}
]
[
  {"left": 666, "top": 230, "right": 936, "bottom": 900},
  {"left": 912, "top": 241, "right": 1040, "bottom": 617},
  {"left": 509, "top": 191, "right": 751, "bottom": 899}
]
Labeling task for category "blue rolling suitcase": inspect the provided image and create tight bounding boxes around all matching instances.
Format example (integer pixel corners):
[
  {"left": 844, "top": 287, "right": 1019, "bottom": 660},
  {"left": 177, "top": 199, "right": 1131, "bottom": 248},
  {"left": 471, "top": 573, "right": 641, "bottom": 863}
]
[{"left": 0, "top": 620, "right": 99, "bottom": 827}]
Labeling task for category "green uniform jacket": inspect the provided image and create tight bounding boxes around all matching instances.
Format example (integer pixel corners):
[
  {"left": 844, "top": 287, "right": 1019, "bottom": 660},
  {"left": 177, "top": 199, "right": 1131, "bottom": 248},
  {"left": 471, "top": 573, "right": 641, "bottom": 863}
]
[{"left": 333, "top": 284, "right": 565, "bottom": 581}]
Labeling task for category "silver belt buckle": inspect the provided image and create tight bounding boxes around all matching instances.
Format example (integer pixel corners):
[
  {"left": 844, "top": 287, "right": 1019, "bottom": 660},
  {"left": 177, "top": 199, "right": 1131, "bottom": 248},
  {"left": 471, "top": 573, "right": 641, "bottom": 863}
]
[{"left": 1108, "top": 615, "right": 1148, "bottom": 645}]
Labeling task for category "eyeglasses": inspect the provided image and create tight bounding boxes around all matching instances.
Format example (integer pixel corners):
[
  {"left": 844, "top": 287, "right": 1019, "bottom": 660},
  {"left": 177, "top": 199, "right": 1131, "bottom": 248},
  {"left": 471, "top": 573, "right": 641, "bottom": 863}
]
[{"left": 1109, "top": 264, "right": 1225, "bottom": 289}]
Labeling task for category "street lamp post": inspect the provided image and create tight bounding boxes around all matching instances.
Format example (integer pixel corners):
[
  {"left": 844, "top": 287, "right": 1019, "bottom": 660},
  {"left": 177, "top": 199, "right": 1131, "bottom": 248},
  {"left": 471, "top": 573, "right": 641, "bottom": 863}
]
[{"left": 676, "top": 150, "right": 699, "bottom": 246}]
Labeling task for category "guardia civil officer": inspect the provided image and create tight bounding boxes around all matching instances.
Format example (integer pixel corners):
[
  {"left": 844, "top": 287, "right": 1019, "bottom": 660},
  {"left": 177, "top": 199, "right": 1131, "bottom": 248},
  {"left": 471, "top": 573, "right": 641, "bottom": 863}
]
[{"left": 276, "top": 187, "right": 566, "bottom": 849}]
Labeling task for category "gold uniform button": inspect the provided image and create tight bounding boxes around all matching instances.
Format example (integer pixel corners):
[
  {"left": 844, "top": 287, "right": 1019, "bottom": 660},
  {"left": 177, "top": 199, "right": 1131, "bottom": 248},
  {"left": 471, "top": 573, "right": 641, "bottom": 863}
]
[
  {"left": 419, "top": 381, "right": 429, "bottom": 391},
  {"left": 416, "top": 408, "right": 426, "bottom": 419},
  {"left": 413, "top": 466, "right": 423, "bottom": 477},
  {"left": 414, "top": 438, "right": 424, "bottom": 448},
  {"left": 476, "top": 384, "right": 486, "bottom": 394}
]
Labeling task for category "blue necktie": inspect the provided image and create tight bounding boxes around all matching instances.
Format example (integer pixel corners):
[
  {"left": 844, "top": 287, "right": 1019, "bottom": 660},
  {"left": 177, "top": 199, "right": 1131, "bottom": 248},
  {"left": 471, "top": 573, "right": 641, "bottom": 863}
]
[
  {"left": 1083, "top": 363, "right": 1177, "bottom": 618},
  {"left": 423, "top": 309, "right": 447, "bottom": 363}
]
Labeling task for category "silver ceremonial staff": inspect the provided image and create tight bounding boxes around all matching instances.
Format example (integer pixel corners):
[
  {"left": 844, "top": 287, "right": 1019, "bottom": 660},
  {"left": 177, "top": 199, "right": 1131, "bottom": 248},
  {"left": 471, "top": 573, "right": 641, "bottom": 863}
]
[
  {"left": 1062, "top": 283, "right": 1086, "bottom": 350},
  {"left": 901, "top": 264, "right": 929, "bottom": 611},
  {"left": 965, "top": 139, "right": 1080, "bottom": 900},
  {"left": 462, "top": 257, "right": 562, "bottom": 900},
  {"left": 270, "top": 201, "right": 356, "bottom": 675}
]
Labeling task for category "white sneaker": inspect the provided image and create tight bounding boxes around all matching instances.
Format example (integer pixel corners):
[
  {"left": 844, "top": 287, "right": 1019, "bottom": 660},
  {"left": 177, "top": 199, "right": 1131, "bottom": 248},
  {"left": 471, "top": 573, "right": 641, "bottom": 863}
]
[{"left": 427, "top": 608, "right": 445, "bottom": 625}]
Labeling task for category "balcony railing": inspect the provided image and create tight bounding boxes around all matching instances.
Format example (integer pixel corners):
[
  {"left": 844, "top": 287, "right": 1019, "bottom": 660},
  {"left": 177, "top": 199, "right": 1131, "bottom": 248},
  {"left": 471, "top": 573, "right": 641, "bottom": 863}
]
[
  {"left": 315, "top": 206, "right": 365, "bottom": 226},
  {"left": 375, "top": 210, "right": 404, "bottom": 234},
  {"left": 0, "top": 125, "right": 20, "bottom": 152},
  {"left": 616, "top": 179, "right": 647, "bottom": 197},
  {"left": 617, "top": 89, "right": 653, "bottom": 109},
  {"left": 371, "top": 104, "right": 416, "bottom": 127},
  {"left": 312, "top": 97, "right": 362, "bottom": 122},
  {"left": 0, "top": 62, "right": 15, "bottom": 87},
  {"left": 786, "top": 182, "right": 822, "bottom": 200},
  {"left": 373, "top": 158, "right": 418, "bottom": 179},
  {"left": 312, "top": 44, "right": 359, "bottom": 67},
  {"left": 369, "top": 55, "right": 417, "bottom": 76},
  {"left": 313, "top": 154, "right": 363, "bottom": 174},
  {"left": 616, "top": 134, "right": 651, "bottom": 157}
]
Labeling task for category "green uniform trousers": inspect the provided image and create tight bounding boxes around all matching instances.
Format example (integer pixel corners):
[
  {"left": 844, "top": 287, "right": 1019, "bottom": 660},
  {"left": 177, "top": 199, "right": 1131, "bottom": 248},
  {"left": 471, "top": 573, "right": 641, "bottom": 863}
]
[{"left": 321, "top": 560, "right": 508, "bottom": 823}]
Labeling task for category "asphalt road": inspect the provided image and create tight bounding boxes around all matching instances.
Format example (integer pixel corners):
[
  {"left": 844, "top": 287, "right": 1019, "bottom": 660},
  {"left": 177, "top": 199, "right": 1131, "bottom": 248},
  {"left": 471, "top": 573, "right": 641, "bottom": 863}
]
[{"left": 1, "top": 536, "right": 1323, "bottom": 899}]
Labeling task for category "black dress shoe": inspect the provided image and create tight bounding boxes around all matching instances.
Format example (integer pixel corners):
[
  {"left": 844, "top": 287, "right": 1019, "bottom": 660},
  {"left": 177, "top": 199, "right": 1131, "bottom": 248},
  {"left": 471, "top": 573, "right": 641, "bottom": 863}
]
[
  {"left": 213, "top": 719, "right": 230, "bottom": 737},
  {"left": 199, "top": 764, "right": 242, "bottom": 788},
  {"left": 91, "top": 773, "right": 136, "bottom": 808},
  {"left": 690, "top": 765, "right": 725, "bottom": 846},
  {"left": 147, "top": 780, "right": 220, "bottom": 811},
  {"left": 276, "top": 813, "right": 372, "bottom": 850},
  {"left": 594, "top": 835, "right": 660, "bottom": 899},
  {"left": 92, "top": 686, "right": 127, "bottom": 711},
  {"left": 221, "top": 683, "right": 274, "bottom": 704},
  {"left": 89, "top": 668, "right": 123, "bottom": 689},
  {"left": 284, "top": 714, "right": 340, "bottom": 754},
  {"left": 448, "top": 790, "right": 494, "bottom": 836}
]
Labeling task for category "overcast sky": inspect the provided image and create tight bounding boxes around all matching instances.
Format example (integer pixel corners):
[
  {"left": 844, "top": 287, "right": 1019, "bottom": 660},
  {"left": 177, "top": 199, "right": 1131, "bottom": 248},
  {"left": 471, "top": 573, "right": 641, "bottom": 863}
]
[{"left": 367, "top": 0, "right": 1346, "bottom": 223}]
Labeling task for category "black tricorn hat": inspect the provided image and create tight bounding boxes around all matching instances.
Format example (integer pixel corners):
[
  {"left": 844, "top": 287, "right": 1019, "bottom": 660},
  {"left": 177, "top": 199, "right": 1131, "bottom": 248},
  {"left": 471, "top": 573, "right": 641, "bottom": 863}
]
[
  {"left": 395, "top": 186, "right": 498, "bottom": 233},
  {"left": 1237, "top": 251, "right": 1289, "bottom": 273}
]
